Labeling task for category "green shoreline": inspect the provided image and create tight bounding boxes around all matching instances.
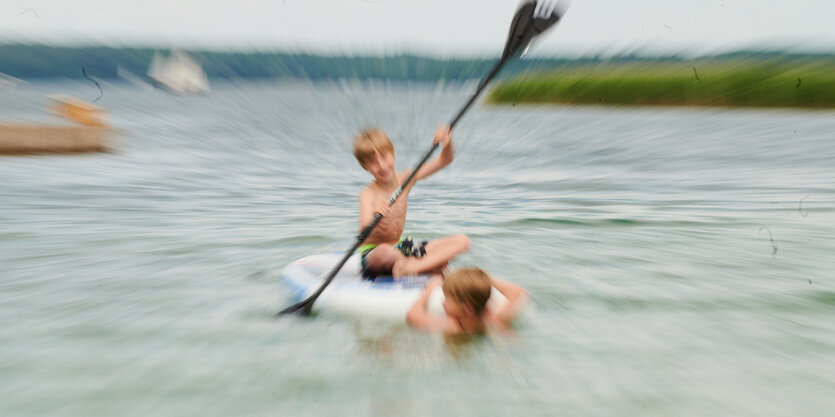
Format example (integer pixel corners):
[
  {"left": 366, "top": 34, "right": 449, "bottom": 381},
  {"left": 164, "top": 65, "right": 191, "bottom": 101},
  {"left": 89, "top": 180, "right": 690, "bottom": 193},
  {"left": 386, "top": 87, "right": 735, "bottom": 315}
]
[
  {"left": 488, "top": 60, "right": 835, "bottom": 109},
  {"left": 3, "top": 43, "right": 833, "bottom": 108}
]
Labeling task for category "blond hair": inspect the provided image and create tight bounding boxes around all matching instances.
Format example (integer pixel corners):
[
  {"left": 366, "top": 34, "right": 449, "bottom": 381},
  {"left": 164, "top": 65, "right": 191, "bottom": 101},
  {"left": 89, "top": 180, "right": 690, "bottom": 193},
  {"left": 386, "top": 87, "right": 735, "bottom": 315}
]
[
  {"left": 353, "top": 128, "right": 394, "bottom": 168},
  {"left": 443, "top": 268, "right": 492, "bottom": 316}
]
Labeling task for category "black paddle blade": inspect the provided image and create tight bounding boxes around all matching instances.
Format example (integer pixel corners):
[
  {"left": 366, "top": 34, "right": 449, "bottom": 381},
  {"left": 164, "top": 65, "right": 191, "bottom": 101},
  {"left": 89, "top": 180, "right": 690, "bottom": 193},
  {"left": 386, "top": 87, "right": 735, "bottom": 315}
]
[
  {"left": 501, "top": 0, "right": 567, "bottom": 61},
  {"left": 277, "top": 298, "right": 313, "bottom": 316}
]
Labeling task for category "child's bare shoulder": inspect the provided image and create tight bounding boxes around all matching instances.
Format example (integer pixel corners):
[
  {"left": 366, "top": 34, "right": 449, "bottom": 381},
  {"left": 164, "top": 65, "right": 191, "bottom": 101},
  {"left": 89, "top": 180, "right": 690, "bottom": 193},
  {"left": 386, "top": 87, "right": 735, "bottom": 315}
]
[{"left": 359, "top": 184, "right": 379, "bottom": 201}]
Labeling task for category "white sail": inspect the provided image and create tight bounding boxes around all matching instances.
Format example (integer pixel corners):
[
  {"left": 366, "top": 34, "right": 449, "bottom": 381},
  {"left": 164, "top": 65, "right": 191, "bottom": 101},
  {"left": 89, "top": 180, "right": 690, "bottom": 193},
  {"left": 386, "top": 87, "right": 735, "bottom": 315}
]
[
  {"left": 147, "top": 53, "right": 165, "bottom": 81},
  {"left": 147, "top": 51, "right": 210, "bottom": 94}
]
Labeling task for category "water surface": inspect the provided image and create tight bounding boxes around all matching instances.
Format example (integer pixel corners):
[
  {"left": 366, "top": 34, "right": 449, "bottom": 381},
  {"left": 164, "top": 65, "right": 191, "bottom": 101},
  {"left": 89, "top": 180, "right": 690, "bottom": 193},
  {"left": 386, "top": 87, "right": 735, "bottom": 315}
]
[{"left": 2, "top": 80, "right": 834, "bottom": 416}]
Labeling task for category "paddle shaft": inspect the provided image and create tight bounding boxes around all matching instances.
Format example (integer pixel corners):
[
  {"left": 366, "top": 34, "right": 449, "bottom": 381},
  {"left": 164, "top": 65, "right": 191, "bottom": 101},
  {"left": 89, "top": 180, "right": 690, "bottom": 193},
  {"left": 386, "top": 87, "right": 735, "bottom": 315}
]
[
  {"left": 449, "top": 57, "right": 507, "bottom": 130},
  {"left": 278, "top": 57, "right": 510, "bottom": 316}
]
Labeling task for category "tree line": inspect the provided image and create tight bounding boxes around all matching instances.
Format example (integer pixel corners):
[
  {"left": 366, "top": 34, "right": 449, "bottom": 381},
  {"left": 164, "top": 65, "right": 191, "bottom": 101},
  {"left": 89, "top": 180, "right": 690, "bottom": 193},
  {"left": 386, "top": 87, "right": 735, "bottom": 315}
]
[{"left": 1, "top": 44, "right": 829, "bottom": 83}]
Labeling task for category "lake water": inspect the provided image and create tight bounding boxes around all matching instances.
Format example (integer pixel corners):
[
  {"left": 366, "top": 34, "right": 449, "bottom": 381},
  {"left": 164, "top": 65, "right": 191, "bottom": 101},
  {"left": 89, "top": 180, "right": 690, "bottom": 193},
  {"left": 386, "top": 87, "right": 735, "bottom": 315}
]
[{"left": 2, "top": 80, "right": 834, "bottom": 416}]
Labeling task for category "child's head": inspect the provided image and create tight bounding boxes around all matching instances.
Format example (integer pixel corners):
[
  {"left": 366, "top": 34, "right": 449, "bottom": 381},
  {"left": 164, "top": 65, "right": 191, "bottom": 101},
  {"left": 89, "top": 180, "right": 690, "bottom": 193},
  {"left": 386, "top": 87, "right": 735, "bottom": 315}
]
[
  {"left": 353, "top": 128, "right": 394, "bottom": 169},
  {"left": 442, "top": 268, "right": 492, "bottom": 318}
]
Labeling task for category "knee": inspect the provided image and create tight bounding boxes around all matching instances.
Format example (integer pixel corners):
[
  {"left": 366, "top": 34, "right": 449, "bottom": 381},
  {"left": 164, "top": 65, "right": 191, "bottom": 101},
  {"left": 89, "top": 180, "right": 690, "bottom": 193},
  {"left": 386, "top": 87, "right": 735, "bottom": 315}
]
[
  {"left": 452, "top": 234, "right": 470, "bottom": 252},
  {"left": 367, "top": 246, "right": 400, "bottom": 272}
]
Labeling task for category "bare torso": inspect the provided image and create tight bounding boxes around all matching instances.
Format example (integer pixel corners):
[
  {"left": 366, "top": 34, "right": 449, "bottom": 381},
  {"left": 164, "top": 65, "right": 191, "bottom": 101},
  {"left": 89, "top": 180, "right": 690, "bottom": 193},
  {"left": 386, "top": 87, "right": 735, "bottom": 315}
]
[{"left": 362, "top": 169, "right": 415, "bottom": 245}]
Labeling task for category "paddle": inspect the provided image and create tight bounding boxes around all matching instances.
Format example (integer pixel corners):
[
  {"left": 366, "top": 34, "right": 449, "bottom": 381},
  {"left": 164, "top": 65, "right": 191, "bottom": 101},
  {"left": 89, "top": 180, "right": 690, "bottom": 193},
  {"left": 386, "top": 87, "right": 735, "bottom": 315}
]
[{"left": 279, "top": 0, "right": 567, "bottom": 316}]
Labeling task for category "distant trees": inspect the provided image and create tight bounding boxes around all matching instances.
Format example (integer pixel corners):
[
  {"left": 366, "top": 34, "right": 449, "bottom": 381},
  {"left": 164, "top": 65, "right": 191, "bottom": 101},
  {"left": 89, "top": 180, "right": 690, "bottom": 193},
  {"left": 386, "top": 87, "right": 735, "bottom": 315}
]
[
  {"left": 0, "top": 44, "right": 674, "bottom": 81},
  {"left": 3, "top": 44, "right": 832, "bottom": 108}
]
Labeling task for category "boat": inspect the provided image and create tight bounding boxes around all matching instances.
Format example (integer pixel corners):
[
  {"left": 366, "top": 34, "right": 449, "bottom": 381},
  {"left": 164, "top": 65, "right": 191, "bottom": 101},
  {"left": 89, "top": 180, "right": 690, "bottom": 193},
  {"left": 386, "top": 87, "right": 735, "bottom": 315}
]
[
  {"left": 281, "top": 253, "right": 507, "bottom": 323},
  {"left": 147, "top": 50, "right": 210, "bottom": 94},
  {"left": 0, "top": 95, "right": 113, "bottom": 155}
]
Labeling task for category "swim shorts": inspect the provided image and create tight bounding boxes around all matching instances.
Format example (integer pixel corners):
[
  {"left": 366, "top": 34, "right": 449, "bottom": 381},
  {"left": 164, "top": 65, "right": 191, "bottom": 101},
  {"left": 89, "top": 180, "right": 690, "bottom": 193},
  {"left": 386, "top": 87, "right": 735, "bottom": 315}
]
[{"left": 360, "top": 236, "right": 428, "bottom": 279}]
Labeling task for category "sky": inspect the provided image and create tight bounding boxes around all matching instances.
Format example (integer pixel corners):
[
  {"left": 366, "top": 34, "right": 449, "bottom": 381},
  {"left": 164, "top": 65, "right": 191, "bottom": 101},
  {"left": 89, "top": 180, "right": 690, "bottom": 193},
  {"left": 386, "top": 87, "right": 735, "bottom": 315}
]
[{"left": 2, "top": 0, "right": 834, "bottom": 57}]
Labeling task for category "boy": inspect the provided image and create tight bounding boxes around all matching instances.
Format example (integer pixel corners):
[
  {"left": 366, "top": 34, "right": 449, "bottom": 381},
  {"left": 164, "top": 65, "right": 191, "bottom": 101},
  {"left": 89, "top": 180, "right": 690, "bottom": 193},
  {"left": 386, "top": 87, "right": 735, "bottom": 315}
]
[
  {"left": 406, "top": 268, "right": 528, "bottom": 334},
  {"left": 354, "top": 125, "right": 470, "bottom": 278}
]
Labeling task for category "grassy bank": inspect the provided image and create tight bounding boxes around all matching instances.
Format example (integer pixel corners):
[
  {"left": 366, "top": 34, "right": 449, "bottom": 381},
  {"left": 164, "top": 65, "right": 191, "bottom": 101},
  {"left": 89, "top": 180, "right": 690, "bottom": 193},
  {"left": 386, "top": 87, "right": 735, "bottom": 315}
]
[{"left": 488, "top": 60, "right": 835, "bottom": 108}]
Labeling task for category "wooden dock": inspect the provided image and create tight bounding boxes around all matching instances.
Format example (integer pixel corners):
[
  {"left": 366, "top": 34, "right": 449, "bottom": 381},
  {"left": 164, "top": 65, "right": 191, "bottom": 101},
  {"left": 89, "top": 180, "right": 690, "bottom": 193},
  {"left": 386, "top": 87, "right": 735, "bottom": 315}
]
[
  {"left": 0, "top": 95, "right": 114, "bottom": 155},
  {"left": 0, "top": 124, "right": 112, "bottom": 155}
]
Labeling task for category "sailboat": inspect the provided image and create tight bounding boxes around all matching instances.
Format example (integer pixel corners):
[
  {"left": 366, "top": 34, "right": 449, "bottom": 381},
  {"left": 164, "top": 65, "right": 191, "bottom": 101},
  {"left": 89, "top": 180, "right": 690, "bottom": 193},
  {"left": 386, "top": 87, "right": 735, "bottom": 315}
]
[{"left": 147, "top": 51, "right": 210, "bottom": 94}]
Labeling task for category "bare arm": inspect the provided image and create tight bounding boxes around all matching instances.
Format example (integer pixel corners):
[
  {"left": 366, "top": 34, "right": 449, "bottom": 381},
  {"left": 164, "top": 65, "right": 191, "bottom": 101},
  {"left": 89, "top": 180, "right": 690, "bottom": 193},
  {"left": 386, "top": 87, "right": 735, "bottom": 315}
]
[
  {"left": 489, "top": 277, "right": 529, "bottom": 326},
  {"left": 358, "top": 188, "right": 375, "bottom": 232},
  {"left": 406, "top": 277, "right": 453, "bottom": 332},
  {"left": 416, "top": 124, "right": 454, "bottom": 181}
]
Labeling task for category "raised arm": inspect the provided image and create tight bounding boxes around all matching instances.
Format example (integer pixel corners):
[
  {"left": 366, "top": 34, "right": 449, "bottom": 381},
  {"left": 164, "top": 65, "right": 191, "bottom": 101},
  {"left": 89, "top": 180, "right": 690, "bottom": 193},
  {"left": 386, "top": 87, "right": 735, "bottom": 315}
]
[
  {"left": 416, "top": 124, "right": 454, "bottom": 181},
  {"left": 406, "top": 277, "right": 452, "bottom": 332},
  {"left": 489, "top": 277, "right": 529, "bottom": 326}
]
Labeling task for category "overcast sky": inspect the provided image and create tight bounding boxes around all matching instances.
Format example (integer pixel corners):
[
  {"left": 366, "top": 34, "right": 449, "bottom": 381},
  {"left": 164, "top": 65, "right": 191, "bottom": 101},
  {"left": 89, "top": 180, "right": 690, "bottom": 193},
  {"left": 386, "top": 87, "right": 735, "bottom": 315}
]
[{"left": 2, "top": 0, "right": 834, "bottom": 56}]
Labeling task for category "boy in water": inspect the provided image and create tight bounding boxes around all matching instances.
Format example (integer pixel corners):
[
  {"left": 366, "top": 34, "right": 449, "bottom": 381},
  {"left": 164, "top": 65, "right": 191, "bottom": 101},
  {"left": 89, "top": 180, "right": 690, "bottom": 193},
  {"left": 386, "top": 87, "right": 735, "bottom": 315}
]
[
  {"left": 407, "top": 268, "right": 528, "bottom": 334},
  {"left": 354, "top": 125, "right": 470, "bottom": 278}
]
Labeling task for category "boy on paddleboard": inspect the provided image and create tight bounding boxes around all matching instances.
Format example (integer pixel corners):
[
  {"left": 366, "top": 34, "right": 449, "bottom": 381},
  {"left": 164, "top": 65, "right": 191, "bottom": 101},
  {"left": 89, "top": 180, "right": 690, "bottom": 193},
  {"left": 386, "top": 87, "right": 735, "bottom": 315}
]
[
  {"left": 407, "top": 268, "right": 528, "bottom": 335},
  {"left": 353, "top": 125, "right": 470, "bottom": 279}
]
